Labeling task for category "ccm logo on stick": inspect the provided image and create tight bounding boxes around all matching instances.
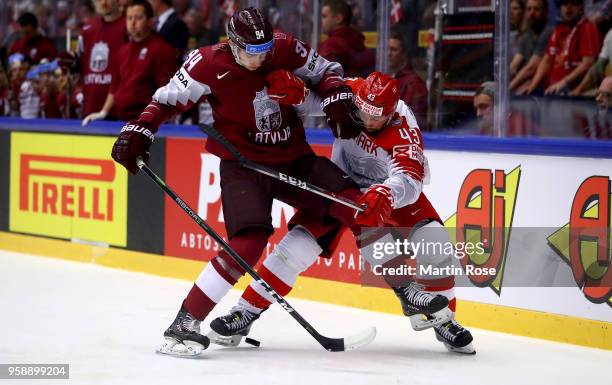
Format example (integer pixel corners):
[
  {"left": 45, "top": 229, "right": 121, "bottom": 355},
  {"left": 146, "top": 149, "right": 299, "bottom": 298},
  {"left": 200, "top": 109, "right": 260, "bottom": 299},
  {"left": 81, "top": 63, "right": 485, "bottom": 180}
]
[{"left": 279, "top": 172, "right": 307, "bottom": 188}]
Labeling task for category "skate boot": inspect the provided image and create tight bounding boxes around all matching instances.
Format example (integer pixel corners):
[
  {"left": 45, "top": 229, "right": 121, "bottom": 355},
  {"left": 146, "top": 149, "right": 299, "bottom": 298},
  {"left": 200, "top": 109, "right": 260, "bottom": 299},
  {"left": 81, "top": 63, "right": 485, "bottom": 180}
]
[
  {"left": 157, "top": 306, "right": 210, "bottom": 357},
  {"left": 208, "top": 306, "right": 262, "bottom": 347},
  {"left": 434, "top": 318, "right": 476, "bottom": 355},
  {"left": 393, "top": 281, "right": 453, "bottom": 331}
]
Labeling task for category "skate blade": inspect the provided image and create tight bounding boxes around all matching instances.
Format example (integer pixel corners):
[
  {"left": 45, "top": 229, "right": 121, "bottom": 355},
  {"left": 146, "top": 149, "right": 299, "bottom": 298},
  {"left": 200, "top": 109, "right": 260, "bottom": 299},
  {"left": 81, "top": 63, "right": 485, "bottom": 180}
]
[
  {"left": 410, "top": 307, "right": 453, "bottom": 331},
  {"left": 207, "top": 330, "right": 244, "bottom": 347},
  {"left": 207, "top": 330, "right": 261, "bottom": 348},
  {"left": 442, "top": 341, "right": 476, "bottom": 355},
  {"left": 156, "top": 337, "right": 204, "bottom": 358}
]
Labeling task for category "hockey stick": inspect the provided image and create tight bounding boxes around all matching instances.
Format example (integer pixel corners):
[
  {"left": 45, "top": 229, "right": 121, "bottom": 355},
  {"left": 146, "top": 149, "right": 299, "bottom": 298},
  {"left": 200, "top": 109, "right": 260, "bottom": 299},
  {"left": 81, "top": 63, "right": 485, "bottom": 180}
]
[
  {"left": 136, "top": 158, "right": 376, "bottom": 352},
  {"left": 199, "top": 124, "right": 364, "bottom": 213}
]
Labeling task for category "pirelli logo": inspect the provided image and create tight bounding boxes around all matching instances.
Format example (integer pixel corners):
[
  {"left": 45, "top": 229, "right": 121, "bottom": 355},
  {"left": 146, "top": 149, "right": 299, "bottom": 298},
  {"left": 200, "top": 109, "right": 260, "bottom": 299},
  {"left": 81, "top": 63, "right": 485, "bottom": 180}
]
[
  {"left": 19, "top": 155, "right": 115, "bottom": 220},
  {"left": 10, "top": 133, "right": 127, "bottom": 246}
]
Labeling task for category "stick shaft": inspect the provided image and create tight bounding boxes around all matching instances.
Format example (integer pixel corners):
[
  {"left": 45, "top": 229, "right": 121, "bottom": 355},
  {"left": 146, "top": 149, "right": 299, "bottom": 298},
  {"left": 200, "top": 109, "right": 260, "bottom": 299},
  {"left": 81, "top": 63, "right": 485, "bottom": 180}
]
[{"left": 137, "top": 159, "right": 346, "bottom": 351}]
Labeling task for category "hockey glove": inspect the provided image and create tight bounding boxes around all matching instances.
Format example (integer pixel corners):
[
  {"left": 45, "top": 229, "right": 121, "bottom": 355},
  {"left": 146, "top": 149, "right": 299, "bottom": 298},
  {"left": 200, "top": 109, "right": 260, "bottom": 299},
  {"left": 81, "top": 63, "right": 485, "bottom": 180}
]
[
  {"left": 111, "top": 121, "right": 154, "bottom": 174},
  {"left": 266, "top": 69, "right": 309, "bottom": 105},
  {"left": 321, "top": 85, "right": 360, "bottom": 139},
  {"left": 354, "top": 184, "right": 394, "bottom": 227}
]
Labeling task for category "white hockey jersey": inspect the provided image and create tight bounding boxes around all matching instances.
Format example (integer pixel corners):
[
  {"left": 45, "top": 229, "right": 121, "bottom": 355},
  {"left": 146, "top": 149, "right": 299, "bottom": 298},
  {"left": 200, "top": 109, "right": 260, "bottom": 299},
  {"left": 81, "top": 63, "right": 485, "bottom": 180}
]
[{"left": 330, "top": 100, "right": 429, "bottom": 209}]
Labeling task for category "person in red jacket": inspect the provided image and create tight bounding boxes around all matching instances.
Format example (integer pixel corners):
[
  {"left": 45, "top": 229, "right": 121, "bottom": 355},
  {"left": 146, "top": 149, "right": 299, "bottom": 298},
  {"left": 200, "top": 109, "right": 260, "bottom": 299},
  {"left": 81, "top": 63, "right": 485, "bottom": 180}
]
[
  {"left": 525, "top": 0, "right": 602, "bottom": 95},
  {"left": 9, "top": 12, "right": 57, "bottom": 65},
  {"left": 82, "top": 0, "right": 177, "bottom": 124},
  {"left": 389, "top": 29, "right": 428, "bottom": 129},
  {"left": 318, "top": 0, "right": 374, "bottom": 77}
]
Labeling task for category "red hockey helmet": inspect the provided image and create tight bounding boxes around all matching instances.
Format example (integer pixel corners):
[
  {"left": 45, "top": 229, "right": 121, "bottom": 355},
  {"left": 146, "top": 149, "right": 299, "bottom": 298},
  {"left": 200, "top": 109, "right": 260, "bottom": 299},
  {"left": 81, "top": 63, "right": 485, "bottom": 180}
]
[
  {"left": 227, "top": 7, "right": 274, "bottom": 55},
  {"left": 354, "top": 72, "right": 400, "bottom": 117}
]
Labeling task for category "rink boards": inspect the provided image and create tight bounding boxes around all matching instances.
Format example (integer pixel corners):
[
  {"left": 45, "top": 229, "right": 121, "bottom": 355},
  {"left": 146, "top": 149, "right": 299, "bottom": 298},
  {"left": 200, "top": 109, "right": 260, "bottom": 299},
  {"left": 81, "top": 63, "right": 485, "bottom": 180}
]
[{"left": 0, "top": 124, "right": 610, "bottom": 350}]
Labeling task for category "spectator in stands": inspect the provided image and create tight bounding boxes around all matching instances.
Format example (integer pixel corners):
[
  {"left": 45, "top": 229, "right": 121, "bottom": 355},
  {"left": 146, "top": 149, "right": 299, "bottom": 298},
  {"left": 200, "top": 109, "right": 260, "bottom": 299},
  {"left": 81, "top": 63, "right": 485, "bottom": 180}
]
[
  {"left": 9, "top": 12, "right": 57, "bottom": 65},
  {"left": 571, "top": 27, "right": 612, "bottom": 95},
  {"left": 510, "top": 0, "right": 526, "bottom": 58},
  {"left": 318, "top": 0, "right": 374, "bottom": 77},
  {"left": 577, "top": 76, "right": 612, "bottom": 138},
  {"left": 60, "top": 0, "right": 128, "bottom": 118},
  {"left": 34, "top": 60, "right": 63, "bottom": 119},
  {"left": 595, "top": 76, "right": 612, "bottom": 132},
  {"left": 77, "top": 1, "right": 97, "bottom": 28},
  {"left": 20, "top": 64, "right": 41, "bottom": 119},
  {"left": 388, "top": 29, "right": 428, "bottom": 129},
  {"left": 119, "top": 0, "right": 130, "bottom": 14},
  {"left": 0, "top": 63, "right": 8, "bottom": 116},
  {"left": 474, "top": 81, "right": 494, "bottom": 135},
  {"left": 525, "top": 0, "right": 602, "bottom": 95},
  {"left": 510, "top": 0, "right": 553, "bottom": 92},
  {"left": 588, "top": 0, "right": 612, "bottom": 32},
  {"left": 183, "top": 7, "right": 218, "bottom": 51},
  {"left": 148, "top": 0, "right": 189, "bottom": 60},
  {"left": 6, "top": 53, "right": 30, "bottom": 117},
  {"left": 82, "top": 0, "right": 176, "bottom": 124}
]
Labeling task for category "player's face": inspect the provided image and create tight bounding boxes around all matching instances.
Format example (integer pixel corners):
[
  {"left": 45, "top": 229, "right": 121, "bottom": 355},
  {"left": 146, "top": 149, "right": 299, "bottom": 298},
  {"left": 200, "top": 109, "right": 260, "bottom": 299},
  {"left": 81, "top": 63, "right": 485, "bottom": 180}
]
[
  {"left": 358, "top": 109, "right": 391, "bottom": 132},
  {"left": 236, "top": 49, "right": 268, "bottom": 71},
  {"left": 126, "top": 5, "right": 152, "bottom": 41}
]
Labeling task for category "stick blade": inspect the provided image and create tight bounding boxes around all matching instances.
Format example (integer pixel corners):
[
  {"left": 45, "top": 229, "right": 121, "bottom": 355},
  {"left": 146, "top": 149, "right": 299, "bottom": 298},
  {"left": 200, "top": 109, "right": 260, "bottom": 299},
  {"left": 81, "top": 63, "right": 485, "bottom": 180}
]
[
  {"left": 343, "top": 326, "right": 377, "bottom": 351},
  {"left": 320, "top": 326, "right": 377, "bottom": 352}
]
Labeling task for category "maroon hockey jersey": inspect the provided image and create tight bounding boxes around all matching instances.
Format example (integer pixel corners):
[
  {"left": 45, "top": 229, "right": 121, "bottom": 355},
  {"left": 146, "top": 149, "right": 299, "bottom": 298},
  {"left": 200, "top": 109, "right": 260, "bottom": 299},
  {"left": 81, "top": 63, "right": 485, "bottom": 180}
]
[
  {"left": 78, "top": 16, "right": 128, "bottom": 116},
  {"left": 139, "top": 31, "right": 346, "bottom": 163}
]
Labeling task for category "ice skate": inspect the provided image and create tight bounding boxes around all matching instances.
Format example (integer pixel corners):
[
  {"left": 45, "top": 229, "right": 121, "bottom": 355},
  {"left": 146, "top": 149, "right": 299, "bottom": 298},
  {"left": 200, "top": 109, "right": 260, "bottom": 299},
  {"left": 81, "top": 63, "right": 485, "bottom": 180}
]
[
  {"left": 208, "top": 306, "right": 262, "bottom": 347},
  {"left": 157, "top": 306, "right": 210, "bottom": 357},
  {"left": 393, "top": 281, "right": 453, "bottom": 331},
  {"left": 434, "top": 318, "right": 476, "bottom": 355}
]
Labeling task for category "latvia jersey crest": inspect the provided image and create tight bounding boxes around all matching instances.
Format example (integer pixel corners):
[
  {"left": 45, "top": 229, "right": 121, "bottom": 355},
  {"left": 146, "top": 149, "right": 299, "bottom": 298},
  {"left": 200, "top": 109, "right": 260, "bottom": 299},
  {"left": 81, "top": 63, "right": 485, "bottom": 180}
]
[
  {"left": 253, "top": 88, "right": 281, "bottom": 132},
  {"left": 90, "top": 42, "right": 110, "bottom": 72}
]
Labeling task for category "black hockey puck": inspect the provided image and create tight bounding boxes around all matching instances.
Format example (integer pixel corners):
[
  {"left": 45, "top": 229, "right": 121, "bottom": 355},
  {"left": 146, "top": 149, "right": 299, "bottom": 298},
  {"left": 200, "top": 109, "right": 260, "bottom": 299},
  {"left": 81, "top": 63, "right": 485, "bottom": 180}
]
[{"left": 244, "top": 337, "right": 261, "bottom": 347}]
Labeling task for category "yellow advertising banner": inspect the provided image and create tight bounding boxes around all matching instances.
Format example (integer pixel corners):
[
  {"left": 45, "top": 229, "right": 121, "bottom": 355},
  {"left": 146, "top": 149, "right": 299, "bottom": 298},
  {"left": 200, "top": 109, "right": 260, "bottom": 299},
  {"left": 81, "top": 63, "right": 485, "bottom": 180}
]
[{"left": 10, "top": 132, "right": 127, "bottom": 246}]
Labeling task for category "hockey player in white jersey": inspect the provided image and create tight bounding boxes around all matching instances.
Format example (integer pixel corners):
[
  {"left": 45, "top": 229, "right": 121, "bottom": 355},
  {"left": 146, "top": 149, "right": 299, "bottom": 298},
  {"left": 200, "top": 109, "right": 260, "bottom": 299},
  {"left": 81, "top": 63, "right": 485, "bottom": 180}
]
[{"left": 209, "top": 71, "right": 476, "bottom": 355}]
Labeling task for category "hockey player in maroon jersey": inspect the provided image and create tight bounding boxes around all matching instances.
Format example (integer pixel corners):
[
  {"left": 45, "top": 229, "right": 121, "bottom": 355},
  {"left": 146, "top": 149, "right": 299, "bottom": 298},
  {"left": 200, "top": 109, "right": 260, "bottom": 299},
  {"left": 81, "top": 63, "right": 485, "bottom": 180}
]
[
  {"left": 210, "top": 72, "right": 476, "bottom": 355},
  {"left": 110, "top": 7, "right": 363, "bottom": 356}
]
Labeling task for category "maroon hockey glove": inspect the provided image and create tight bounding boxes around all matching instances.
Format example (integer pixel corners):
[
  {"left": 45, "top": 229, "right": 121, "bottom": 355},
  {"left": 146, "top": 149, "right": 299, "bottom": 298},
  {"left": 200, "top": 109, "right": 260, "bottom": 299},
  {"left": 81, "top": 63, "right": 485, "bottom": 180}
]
[
  {"left": 111, "top": 121, "right": 154, "bottom": 174},
  {"left": 354, "top": 184, "right": 394, "bottom": 227},
  {"left": 320, "top": 85, "right": 360, "bottom": 139},
  {"left": 266, "top": 69, "right": 308, "bottom": 105}
]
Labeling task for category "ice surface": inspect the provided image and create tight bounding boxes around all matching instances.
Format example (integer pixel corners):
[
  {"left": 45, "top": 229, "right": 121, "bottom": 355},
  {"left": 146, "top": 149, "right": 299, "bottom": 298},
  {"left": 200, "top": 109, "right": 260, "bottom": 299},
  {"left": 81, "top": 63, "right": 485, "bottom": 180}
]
[{"left": 0, "top": 250, "right": 609, "bottom": 385}]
